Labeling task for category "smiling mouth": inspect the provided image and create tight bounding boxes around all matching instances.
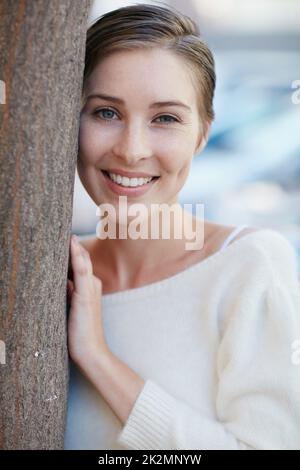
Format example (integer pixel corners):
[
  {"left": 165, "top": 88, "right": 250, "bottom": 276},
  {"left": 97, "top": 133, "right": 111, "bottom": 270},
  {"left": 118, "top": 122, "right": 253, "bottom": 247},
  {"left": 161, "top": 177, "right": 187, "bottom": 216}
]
[{"left": 101, "top": 170, "right": 160, "bottom": 187}]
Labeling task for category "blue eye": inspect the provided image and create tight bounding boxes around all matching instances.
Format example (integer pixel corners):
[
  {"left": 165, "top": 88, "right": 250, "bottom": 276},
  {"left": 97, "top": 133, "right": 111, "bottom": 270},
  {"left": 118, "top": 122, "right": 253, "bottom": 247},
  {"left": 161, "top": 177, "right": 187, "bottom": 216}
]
[
  {"left": 155, "top": 115, "right": 178, "bottom": 124},
  {"left": 94, "top": 108, "right": 179, "bottom": 125},
  {"left": 95, "top": 108, "right": 118, "bottom": 121}
]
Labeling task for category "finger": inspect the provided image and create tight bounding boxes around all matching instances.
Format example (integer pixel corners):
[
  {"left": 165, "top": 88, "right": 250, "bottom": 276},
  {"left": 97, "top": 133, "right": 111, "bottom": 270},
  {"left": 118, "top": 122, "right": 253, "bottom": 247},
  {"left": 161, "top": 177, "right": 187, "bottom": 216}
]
[
  {"left": 77, "top": 247, "right": 102, "bottom": 296},
  {"left": 70, "top": 235, "right": 90, "bottom": 294},
  {"left": 73, "top": 239, "right": 94, "bottom": 276},
  {"left": 80, "top": 246, "right": 94, "bottom": 277}
]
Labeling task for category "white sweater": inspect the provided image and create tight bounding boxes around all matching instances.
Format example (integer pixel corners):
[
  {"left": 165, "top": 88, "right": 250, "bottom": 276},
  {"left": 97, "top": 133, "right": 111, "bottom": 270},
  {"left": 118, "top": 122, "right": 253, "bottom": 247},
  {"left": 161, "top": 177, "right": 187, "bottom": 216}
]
[{"left": 64, "top": 228, "right": 300, "bottom": 450}]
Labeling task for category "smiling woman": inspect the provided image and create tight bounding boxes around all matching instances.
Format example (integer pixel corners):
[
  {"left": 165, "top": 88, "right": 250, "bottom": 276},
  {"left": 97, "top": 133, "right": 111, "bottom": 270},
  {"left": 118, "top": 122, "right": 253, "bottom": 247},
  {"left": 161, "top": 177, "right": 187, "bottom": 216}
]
[{"left": 65, "top": 3, "right": 300, "bottom": 451}]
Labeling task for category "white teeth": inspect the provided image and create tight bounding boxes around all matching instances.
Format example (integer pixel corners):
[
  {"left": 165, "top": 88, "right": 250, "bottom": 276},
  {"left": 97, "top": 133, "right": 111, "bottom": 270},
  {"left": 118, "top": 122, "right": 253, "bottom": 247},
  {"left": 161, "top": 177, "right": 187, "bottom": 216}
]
[{"left": 106, "top": 171, "right": 153, "bottom": 187}]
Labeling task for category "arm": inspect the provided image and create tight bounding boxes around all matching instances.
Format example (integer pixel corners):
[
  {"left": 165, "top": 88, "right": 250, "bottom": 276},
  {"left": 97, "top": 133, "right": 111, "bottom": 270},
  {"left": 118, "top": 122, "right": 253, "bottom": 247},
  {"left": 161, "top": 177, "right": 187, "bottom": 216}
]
[
  {"left": 74, "top": 348, "right": 146, "bottom": 426},
  {"left": 67, "top": 235, "right": 145, "bottom": 425}
]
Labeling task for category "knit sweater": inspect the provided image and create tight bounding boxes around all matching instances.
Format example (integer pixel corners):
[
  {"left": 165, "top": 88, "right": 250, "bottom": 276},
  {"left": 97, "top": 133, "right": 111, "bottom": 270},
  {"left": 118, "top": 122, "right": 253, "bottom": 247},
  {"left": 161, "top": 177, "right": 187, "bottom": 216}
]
[{"left": 64, "top": 228, "right": 300, "bottom": 450}]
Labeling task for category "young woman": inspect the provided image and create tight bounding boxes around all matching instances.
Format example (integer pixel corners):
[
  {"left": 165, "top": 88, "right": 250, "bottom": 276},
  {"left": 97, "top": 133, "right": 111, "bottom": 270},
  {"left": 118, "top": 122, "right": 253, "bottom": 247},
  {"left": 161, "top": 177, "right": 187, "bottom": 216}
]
[{"left": 64, "top": 4, "right": 300, "bottom": 450}]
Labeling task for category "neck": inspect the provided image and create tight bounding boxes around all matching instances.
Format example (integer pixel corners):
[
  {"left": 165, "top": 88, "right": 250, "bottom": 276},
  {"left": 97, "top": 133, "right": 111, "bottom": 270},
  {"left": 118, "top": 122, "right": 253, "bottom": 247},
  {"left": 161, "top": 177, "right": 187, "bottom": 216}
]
[{"left": 94, "top": 205, "right": 206, "bottom": 289}]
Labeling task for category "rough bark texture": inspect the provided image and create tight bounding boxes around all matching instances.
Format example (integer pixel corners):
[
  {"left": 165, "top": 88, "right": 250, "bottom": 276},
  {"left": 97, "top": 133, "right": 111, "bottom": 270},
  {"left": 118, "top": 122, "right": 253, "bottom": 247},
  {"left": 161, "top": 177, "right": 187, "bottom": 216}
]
[{"left": 0, "top": 0, "right": 91, "bottom": 449}]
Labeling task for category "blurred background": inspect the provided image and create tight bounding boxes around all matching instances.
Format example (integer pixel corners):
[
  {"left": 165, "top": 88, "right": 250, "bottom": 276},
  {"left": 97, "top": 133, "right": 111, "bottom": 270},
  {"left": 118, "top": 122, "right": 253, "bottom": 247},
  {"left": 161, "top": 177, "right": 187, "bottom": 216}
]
[{"left": 72, "top": 0, "right": 300, "bottom": 268}]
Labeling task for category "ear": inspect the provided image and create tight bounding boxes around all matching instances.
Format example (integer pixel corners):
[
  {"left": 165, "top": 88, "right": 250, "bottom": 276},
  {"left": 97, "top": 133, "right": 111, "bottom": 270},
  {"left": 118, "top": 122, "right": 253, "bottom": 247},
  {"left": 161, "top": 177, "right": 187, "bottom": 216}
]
[{"left": 194, "top": 120, "right": 212, "bottom": 155}]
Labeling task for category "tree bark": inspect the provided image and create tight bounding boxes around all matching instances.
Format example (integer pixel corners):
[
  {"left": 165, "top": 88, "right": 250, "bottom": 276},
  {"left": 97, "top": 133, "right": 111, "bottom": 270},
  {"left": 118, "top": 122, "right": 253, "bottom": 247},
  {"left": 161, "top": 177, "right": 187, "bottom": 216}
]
[{"left": 0, "top": 0, "right": 91, "bottom": 449}]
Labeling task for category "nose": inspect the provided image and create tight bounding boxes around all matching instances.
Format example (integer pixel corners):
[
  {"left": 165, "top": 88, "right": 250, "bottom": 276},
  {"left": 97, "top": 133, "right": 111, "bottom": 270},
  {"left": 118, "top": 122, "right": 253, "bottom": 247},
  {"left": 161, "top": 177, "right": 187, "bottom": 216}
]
[{"left": 111, "top": 121, "right": 152, "bottom": 166}]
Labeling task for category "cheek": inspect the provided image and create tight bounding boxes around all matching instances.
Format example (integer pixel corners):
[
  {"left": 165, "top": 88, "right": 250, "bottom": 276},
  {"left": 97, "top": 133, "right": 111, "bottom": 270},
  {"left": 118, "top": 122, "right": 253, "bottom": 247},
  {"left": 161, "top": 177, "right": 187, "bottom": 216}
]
[
  {"left": 155, "top": 131, "right": 195, "bottom": 168},
  {"left": 78, "top": 121, "right": 110, "bottom": 164},
  {"left": 157, "top": 142, "right": 193, "bottom": 176}
]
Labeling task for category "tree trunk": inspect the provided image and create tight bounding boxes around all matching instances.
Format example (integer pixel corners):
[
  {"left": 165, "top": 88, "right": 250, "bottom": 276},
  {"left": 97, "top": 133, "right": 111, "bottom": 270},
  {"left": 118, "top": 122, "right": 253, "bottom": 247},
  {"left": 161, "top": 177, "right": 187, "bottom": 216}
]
[{"left": 0, "top": 0, "right": 92, "bottom": 449}]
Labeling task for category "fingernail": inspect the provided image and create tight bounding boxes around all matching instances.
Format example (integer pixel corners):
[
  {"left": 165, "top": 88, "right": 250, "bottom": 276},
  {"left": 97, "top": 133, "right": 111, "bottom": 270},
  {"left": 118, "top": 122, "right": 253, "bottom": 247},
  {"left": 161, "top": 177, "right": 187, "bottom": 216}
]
[{"left": 72, "top": 234, "right": 79, "bottom": 243}]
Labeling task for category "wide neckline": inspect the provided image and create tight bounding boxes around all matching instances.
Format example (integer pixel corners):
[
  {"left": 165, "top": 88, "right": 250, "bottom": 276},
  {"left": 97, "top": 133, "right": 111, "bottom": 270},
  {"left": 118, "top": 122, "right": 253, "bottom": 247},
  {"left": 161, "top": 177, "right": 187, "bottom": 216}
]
[{"left": 88, "top": 228, "right": 276, "bottom": 304}]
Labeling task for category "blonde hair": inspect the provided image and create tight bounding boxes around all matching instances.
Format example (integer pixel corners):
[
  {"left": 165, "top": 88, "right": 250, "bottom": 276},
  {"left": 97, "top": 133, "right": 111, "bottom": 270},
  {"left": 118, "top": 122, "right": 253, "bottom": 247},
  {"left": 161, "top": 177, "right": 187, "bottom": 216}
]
[{"left": 82, "top": 2, "right": 216, "bottom": 136}]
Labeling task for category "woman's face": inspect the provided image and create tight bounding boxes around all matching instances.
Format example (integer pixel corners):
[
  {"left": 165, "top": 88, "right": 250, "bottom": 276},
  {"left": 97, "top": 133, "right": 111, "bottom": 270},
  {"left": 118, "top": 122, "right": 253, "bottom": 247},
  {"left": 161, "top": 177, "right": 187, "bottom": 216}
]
[{"left": 78, "top": 47, "right": 209, "bottom": 218}]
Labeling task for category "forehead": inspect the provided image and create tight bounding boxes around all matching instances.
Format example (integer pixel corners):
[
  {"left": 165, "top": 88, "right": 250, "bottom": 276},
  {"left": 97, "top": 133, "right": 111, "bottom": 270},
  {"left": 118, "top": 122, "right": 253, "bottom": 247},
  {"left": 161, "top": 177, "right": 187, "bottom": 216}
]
[{"left": 86, "top": 48, "right": 196, "bottom": 105}]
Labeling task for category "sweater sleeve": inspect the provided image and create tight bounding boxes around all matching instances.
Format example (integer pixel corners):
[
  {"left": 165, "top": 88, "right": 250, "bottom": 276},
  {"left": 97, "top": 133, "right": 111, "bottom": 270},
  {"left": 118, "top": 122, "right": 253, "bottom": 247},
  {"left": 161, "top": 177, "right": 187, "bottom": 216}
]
[{"left": 116, "top": 235, "right": 300, "bottom": 450}]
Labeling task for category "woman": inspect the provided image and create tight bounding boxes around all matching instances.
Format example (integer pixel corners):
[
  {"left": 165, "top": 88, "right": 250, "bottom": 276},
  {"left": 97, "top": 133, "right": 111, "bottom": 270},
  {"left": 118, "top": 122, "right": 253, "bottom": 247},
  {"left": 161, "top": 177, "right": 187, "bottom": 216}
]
[{"left": 64, "top": 4, "right": 300, "bottom": 450}]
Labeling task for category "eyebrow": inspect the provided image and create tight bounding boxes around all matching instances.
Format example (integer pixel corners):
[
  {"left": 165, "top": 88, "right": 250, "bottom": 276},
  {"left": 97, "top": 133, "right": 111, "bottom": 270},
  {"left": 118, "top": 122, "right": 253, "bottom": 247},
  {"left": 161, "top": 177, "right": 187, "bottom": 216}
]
[{"left": 86, "top": 93, "right": 192, "bottom": 112}]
